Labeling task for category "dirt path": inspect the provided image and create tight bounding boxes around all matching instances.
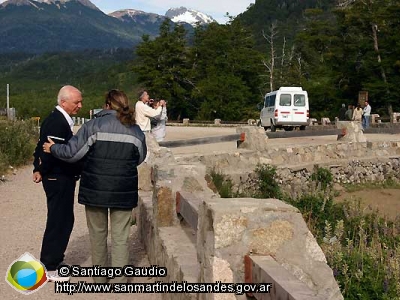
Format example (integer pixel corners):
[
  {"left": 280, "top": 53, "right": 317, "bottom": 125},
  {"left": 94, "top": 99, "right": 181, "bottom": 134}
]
[
  {"left": 0, "top": 166, "right": 161, "bottom": 299},
  {"left": 335, "top": 188, "right": 400, "bottom": 220}
]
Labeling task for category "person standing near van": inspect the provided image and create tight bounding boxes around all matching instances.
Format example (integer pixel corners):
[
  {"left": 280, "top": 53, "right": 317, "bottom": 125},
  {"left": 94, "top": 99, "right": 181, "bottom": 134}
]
[
  {"left": 362, "top": 101, "right": 371, "bottom": 129},
  {"left": 345, "top": 105, "right": 353, "bottom": 121},
  {"left": 339, "top": 104, "right": 347, "bottom": 121},
  {"left": 352, "top": 104, "right": 363, "bottom": 123},
  {"left": 135, "top": 89, "right": 165, "bottom": 132},
  {"left": 150, "top": 99, "right": 168, "bottom": 142}
]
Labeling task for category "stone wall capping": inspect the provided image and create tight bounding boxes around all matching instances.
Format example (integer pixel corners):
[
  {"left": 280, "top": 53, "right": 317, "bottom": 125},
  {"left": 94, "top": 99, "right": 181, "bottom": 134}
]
[
  {"left": 389, "top": 155, "right": 400, "bottom": 159},
  {"left": 287, "top": 165, "right": 313, "bottom": 173},
  {"left": 196, "top": 197, "right": 343, "bottom": 300},
  {"left": 203, "top": 197, "right": 300, "bottom": 213},
  {"left": 246, "top": 255, "right": 326, "bottom": 300}
]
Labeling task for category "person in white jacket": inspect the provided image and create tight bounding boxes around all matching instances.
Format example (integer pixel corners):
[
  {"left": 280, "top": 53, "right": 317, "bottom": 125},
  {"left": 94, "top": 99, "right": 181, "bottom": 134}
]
[
  {"left": 362, "top": 101, "right": 371, "bottom": 129},
  {"left": 150, "top": 100, "right": 168, "bottom": 142},
  {"left": 135, "top": 90, "right": 165, "bottom": 132}
]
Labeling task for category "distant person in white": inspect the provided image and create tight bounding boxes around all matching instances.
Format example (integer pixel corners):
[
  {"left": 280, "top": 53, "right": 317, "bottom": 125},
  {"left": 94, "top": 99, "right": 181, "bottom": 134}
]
[
  {"left": 149, "top": 99, "right": 168, "bottom": 142},
  {"left": 135, "top": 90, "right": 165, "bottom": 132},
  {"left": 362, "top": 100, "right": 371, "bottom": 129}
]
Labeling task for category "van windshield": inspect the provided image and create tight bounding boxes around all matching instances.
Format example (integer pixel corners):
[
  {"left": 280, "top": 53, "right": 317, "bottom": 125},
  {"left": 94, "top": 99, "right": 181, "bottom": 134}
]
[
  {"left": 294, "top": 94, "right": 306, "bottom": 106},
  {"left": 279, "top": 94, "right": 291, "bottom": 106}
]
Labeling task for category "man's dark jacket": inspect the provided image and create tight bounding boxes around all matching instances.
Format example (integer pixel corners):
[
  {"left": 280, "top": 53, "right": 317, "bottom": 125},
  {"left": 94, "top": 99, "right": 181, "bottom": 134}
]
[
  {"left": 33, "top": 109, "right": 80, "bottom": 176},
  {"left": 49, "top": 110, "right": 147, "bottom": 209}
]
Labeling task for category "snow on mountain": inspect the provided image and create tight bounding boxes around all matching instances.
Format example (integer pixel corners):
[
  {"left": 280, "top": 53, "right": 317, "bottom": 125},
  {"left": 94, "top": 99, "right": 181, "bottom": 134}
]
[{"left": 165, "top": 7, "right": 216, "bottom": 26}]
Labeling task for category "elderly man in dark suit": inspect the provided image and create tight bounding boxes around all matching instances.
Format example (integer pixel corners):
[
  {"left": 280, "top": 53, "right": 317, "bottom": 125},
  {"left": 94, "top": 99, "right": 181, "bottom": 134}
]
[{"left": 32, "top": 85, "right": 83, "bottom": 282}]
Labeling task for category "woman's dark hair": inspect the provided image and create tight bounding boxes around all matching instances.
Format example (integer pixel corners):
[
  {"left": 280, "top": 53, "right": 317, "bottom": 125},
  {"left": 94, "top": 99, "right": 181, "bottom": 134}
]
[
  {"left": 105, "top": 89, "right": 135, "bottom": 126},
  {"left": 150, "top": 99, "right": 160, "bottom": 109}
]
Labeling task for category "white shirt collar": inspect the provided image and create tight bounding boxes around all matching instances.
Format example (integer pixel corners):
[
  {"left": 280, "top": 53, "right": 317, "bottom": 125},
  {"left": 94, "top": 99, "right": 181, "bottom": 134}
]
[{"left": 56, "top": 105, "right": 74, "bottom": 132}]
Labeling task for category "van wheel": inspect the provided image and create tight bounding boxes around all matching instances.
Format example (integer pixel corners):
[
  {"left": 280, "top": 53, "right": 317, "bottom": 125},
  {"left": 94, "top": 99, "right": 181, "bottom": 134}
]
[
  {"left": 263, "top": 127, "right": 269, "bottom": 131},
  {"left": 300, "top": 126, "right": 306, "bottom": 131},
  {"left": 270, "top": 124, "right": 276, "bottom": 132},
  {"left": 284, "top": 127, "right": 294, "bottom": 131}
]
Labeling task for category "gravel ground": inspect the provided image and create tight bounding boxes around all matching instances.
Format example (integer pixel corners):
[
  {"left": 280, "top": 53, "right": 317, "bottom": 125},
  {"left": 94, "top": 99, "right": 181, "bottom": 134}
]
[{"left": 0, "top": 166, "right": 161, "bottom": 299}]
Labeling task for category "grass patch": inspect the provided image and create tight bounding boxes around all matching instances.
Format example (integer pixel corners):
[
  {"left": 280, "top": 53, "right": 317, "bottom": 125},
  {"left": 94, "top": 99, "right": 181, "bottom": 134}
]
[
  {"left": 0, "top": 120, "right": 38, "bottom": 174},
  {"left": 321, "top": 200, "right": 400, "bottom": 299},
  {"left": 209, "top": 169, "right": 234, "bottom": 198},
  {"left": 343, "top": 178, "right": 400, "bottom": 192}
]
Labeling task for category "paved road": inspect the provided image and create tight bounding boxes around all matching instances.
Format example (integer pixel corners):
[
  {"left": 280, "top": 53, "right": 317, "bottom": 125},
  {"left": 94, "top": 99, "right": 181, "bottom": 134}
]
[{"left": 163, "top": 126, "right": 400, "bottom": 156}]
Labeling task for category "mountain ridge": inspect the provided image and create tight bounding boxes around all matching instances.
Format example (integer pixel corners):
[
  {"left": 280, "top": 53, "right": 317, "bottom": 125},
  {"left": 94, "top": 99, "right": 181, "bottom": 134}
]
[{"left": 0, "top": 0, "right": 215, "bottom": 53}]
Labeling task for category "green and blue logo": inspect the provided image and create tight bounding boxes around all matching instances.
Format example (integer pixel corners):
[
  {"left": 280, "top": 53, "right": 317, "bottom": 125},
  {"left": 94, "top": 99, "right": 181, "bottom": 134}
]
[{"left": 5, "top": 252, "right": 48, "bottom": 294}]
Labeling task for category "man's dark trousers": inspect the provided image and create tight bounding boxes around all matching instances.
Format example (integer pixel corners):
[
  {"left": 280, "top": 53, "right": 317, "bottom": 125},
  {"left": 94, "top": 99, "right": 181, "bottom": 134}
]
[{"left": 40, "top": 174, "right": 76, "bottom": 271}]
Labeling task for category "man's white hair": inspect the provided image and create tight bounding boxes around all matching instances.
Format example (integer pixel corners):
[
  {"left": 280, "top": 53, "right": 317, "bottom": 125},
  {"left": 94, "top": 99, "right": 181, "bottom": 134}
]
[{"left": 57, "top": 85, "right": 81, "bottom": 105}]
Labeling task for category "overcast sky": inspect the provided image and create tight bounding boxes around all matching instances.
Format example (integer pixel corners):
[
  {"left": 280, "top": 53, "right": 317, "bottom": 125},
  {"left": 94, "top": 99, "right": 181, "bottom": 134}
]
[{"left": 0, "top": 0, "right": 255, "bottom": 23}]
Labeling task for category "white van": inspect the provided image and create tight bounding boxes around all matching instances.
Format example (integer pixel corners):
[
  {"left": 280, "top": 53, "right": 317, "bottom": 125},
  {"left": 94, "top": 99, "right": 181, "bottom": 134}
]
[{"left": 259, "top": 87, "right": 309, "bottom": 131}]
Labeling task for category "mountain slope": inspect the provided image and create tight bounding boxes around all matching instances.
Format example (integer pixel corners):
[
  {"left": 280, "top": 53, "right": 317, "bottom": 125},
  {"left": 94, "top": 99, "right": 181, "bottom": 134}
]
[
  {"left": 0, "top": 1, "right": 217, "bottom": 53},
  {"left": 0, "top": 0, "right": 150, "bottom": 53},
  {"left": 109, "top": 9, "right": 166, "bottom": 36}
]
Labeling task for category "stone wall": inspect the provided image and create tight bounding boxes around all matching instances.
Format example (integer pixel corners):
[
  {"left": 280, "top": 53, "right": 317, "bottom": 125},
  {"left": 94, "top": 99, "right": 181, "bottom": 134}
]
[
  {"left": 136, "top": 130, "right": 400, "bottom": 300},
  {"left": 197, "top": 197, "right": 342, "bottom": 300},
  {"left": 178, "top": 140, "right": 400, "bottom": 174},
  {"left": 235, "top": 157, "right": 400, "bottom": 198},
  {"left": 174, "top": 128, "right": 400, "bottom": 199},
  {"left": 137, "top": 189, "right": 343, "bottom": 299},
  {"left": 137, "top": 139, "right": 344, "bottom": 299}
]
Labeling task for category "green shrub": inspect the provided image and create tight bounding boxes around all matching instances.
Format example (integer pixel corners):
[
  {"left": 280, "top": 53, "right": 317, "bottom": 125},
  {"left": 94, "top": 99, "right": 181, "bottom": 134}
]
[
  {"left": 0, "top": 120, "right": 38, "bottom": 173},
  {"left": 254, "top": 164, "right": 281, "bottom": 198},
  {"left": 322, "top": 200, "right": 400, "bottom": 299},
  {"left": 285, "top": 193, "right": 345, "bottom": 240},
  {"left": 0, "top": 150, "right": 8, "bottom": 173},
  {"left": 210, "top": 170, "right": 233, "bottom": 198},
  {"left": 311, "top": 166, "right": 333, "bottom": 191}
]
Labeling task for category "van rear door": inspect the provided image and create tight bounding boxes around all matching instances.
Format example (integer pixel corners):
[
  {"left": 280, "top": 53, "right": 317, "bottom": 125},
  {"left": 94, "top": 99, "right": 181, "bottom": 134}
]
[
  {"left": 291, "top": 93, "right": 308, "bottom": 124},
  {"left": 277, "top": 93, "right": 292, "bottom": 123}
]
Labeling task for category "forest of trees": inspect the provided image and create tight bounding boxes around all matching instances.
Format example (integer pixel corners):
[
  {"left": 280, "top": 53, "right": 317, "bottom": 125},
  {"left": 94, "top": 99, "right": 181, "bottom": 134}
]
[
  {"left": 1, "top": 0, "right": 399, "bottom": 122},
  {"left": 134, "top": 19, "right": 263, "bottom": 121},
  {"left": 134, "top": 0, "right": 400, "bottom": 121}
]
